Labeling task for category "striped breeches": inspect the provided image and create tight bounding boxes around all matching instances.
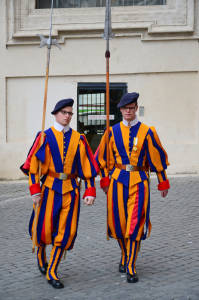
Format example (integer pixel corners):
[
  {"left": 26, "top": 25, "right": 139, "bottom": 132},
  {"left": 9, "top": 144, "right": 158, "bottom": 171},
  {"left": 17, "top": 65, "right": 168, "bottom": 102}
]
[
  {"left": 46, "top": 246, "right": 64, "bottom": 281},
  {"left": 118, "top": 238, "right": 140, "bottom": 275},
  {"left": 37, "top": 245, "right": 47, "bottom": 269},
  {"left": 107, "top": 179, "right": 151, "bottom": 240},
  {"left": 29, "top": 186, "right": 80, "bottom": 250}
]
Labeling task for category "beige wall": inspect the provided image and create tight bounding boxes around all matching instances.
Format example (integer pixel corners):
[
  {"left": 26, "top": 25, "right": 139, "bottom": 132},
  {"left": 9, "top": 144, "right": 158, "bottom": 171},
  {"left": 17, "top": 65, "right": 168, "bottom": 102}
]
[{"left": 0, "top": 0, "right": 199, "bottom": 179}]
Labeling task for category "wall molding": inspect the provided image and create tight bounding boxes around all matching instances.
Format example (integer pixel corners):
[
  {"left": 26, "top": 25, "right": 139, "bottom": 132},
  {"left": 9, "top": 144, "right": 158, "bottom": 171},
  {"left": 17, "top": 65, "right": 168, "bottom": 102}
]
[{"left": 6, "top": 0, "right": 195, "bottom": 45}]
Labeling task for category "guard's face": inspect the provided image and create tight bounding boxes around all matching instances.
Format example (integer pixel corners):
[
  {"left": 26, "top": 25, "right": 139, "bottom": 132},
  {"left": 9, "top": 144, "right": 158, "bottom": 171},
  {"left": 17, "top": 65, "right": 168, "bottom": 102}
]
[
  {"left": 120, "top": 102, "right": 138, "bottom": 122},
  {"left": 55, "top": 106, "right": 73, "bottom": 126}
]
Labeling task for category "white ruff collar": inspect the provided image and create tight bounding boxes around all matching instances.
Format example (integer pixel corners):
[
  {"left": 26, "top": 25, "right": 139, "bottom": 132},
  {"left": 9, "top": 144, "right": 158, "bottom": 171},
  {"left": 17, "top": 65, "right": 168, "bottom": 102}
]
[
  {"left": 122, "top": 116, "right": 139, "bottom": 127},
  {"left": 53, "top": 120, "right": 70, "bottom": 132}
]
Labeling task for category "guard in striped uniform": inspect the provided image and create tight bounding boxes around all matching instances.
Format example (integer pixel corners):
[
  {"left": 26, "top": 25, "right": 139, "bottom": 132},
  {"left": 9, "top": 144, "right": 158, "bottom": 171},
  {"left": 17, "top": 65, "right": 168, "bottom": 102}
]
[
  {"left": 95, "top": 92, "right": 170, "bottom": 283},
  {"left": 21, "top": 98, "right": 99, "bottom": 289}
]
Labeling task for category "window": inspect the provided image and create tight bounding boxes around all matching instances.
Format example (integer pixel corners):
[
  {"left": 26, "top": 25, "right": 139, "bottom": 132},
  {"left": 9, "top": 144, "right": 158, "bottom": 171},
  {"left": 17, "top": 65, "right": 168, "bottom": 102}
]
[
  {"left": 77, "top": 83, "right": 127, "bottom": 152},
  {"left": 36, "top": 0, "right": 166, "bottom": 9}
]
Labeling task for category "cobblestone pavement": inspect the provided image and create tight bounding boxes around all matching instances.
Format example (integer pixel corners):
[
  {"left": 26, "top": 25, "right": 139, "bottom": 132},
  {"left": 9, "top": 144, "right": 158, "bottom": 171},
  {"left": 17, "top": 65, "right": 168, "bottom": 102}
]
[{"left": 0, "top": 176, "right": 199, "bottom": 300}]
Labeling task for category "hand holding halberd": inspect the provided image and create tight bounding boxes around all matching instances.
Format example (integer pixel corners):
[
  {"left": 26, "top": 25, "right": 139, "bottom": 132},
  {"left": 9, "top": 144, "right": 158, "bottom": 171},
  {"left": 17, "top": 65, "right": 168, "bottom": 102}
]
[{"left": 32, "top": 194, "right": 41, "bottom": 204}]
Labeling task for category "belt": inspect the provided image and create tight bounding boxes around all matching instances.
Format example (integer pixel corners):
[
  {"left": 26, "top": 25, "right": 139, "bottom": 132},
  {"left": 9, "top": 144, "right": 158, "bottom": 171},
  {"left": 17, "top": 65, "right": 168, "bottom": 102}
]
[
  {"left": 115, "top": 164, "right": 147, "bottom": 172},
  {"left": 48, "top": 170, "right": 77, "bottom": 180}
]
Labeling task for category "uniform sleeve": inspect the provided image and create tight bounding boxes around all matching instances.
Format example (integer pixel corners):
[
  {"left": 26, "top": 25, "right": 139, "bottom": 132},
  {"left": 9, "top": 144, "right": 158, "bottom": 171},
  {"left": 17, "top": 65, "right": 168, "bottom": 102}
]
[
  {"left": 76, "top": 135, "right": 99, "bottom": 198},
  {"left": 146, "top": 127, "right": 170, "bottom": 191},
  {"left": 94, "top": 129, "right": 114, "bottom": 189},
  {"left": 20, "top": 131, "right": 41, "bottom": 176},
  {"left": 28, "top": 133, "right": 50, "bottom": 196}
]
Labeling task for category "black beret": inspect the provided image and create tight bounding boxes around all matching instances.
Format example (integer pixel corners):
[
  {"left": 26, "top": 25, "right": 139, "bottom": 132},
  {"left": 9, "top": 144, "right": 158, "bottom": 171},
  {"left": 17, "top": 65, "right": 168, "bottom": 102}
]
[
  {"left": 51, "top": 98, "right": 74, "bottom": 115},
  {"left": 117, "top": 92, "right": 139, "bottom": 108}
]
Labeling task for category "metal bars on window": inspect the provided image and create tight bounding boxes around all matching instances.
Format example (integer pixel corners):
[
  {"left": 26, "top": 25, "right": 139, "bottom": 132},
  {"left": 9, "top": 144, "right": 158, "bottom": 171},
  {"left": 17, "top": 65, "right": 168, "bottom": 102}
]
[
  {"left": 78, "top": 93, "right": 105, "bottom": 134},
  {"left": 77, "top": 82, "right": 127, "bottom": 136},
  {"left": 36, "top": 0, "right": 166, "bottom": 8}
]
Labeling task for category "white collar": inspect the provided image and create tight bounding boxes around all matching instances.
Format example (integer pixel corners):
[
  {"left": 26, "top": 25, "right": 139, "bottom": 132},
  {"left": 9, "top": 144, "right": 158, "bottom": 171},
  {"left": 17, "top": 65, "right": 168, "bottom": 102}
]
[
  {"left": 53, "top": 120, "right": 70, "bottom": 133},
  {"left": 122, "top": 116, "right": 139, "bottom": 127}
]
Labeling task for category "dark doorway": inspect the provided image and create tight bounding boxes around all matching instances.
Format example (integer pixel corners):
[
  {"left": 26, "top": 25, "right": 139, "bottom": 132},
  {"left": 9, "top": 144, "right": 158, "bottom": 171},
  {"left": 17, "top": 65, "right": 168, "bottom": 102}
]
[{"left": 77, "top": 82, "right": 127, "bottom": 152}]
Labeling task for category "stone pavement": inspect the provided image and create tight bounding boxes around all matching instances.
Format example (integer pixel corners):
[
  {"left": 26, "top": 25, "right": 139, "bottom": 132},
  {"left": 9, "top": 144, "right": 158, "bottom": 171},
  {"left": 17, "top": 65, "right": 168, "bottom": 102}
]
[{"left": 0, "top": 176, "right": 199, "bottom": 300}]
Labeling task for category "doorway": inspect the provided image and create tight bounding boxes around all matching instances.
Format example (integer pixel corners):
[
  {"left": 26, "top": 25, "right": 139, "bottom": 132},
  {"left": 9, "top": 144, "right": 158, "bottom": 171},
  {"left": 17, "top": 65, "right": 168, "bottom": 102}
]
[{"left": 77, "top": 83, "right": 127, "bottom": 152}]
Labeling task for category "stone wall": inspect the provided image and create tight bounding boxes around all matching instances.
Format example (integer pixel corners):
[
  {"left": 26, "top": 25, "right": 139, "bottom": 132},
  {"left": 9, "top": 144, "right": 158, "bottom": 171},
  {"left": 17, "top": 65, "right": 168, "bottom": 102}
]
[{"left": 0, "top": 0, "right": 198, "bottom": 179}]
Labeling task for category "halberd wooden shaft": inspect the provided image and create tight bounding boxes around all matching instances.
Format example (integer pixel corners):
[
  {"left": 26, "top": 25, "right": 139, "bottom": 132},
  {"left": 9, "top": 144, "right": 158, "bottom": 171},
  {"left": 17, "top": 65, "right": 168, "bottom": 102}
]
[
  {"left": 32, "top": 55, "right": 50, "bottom": 253},
  {"left": 104, "top": 0, "right": 113, "bottom": 242},
  {"left": 106, "top": 51, "right": 110, "bottom": 173},
  {"left": 105, "top": 51, "right": 110, "bottom": 241}
]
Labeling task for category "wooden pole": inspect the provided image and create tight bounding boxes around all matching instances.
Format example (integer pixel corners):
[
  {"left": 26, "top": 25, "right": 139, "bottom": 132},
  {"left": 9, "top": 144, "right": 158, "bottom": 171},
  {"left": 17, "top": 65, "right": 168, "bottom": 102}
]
[
  {"left": 104, "top": 0, "right": 113, "bottom": 241},
  {"left": 105, "top": 49, "right": 110, "bottom": 173},
  {"left": 32, "top": 51, "right": 50, "bottom": 253},
  {"left": 105, "top": 49, "right": 110, "bottom": 241},
  {"left": 31, "top": 0, "right": 60, "bottom": 253},
  {"left": 31, "top": 0, "right": 57, "bottom": 253}
]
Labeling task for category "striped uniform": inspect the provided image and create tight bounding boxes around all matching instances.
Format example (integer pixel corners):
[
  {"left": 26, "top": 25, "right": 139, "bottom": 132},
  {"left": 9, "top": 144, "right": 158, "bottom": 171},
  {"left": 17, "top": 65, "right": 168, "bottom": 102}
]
[
  {"left": 22, "top": 126, "right": 98, "bottom": 280},
  {"left": 95, "top": 120, "right": 170, "bottom": 275}
]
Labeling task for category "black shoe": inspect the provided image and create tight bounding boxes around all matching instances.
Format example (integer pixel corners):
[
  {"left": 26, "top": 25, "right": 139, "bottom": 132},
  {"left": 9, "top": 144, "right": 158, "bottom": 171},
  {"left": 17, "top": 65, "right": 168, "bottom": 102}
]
[
  {"left": 48, "top": 279, "right": 64, "bottom": 289},
  {"left": 119, "top": 262, "right": 126, "bottom": 273},
  {"left": 127, "top": 273, "right": 139, "bottom": 283},
  {"left": 38, "top": 262, "right": 48, "bottom": 275}
]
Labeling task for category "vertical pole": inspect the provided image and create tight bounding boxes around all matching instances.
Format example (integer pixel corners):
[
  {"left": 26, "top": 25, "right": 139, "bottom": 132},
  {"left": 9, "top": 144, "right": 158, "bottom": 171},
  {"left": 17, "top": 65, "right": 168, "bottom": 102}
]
[
  {"left": 105, "top": 0, "right": 111, "bottom": 241},
  {"left": 32, "top": 50, "right": 50, "bottom": 253},
  {"left": 32, "top": 0, "right": 54, "bottom": 253},
  {"left": 105, "top": 49, "right": 110, "bottom": 173},
  {"left": 105, "top": 48, "right": 110, "bottom": 241},
  {"left": 104, "top": 0, "right": 114, "bottom": 241}
]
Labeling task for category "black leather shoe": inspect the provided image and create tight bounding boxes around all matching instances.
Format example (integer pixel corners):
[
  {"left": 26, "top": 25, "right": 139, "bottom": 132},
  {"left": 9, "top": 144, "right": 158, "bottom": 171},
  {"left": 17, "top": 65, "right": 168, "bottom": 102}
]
[
  {"left": 38, "top": 262, "right": 48, "bottom": 275},
  {"left": 48, "top": 279, "right": 64, "bottom": 289},
  {"left": 127, "top": 273, "right": 139, "bottom": 283},
  {"left": 119, "top": 262, "right": 126, "bottom": 273}
]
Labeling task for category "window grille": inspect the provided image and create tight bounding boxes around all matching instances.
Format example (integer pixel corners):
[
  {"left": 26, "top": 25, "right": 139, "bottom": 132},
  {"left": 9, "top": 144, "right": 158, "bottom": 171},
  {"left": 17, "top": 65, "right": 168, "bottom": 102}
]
[
  {"left": 36, "top": 0, "right": 166, "bottom": 9},
  {"left": 77, "top": 83, "right": 127, "bottom": 151}
]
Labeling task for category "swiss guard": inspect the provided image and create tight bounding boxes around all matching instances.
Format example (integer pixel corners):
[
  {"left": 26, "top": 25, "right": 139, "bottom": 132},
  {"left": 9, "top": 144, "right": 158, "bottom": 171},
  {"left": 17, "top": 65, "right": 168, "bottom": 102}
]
[
  {"left": 95, "top": 92, "right": 170, "bottom": 283},
  {"left": 21, "top": 98, "right": 99, "bottom": 289}
]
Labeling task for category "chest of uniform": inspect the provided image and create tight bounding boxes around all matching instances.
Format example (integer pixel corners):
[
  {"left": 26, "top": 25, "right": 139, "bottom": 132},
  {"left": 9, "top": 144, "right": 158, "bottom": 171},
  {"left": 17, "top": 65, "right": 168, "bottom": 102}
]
[
  {"left": 47, "top": 127, "right": 79, "bottom": 167},
  {"left": 112, "top": 126, "right": 146, "bottom": 158},
  {"left": 124, "top": 134, "right": 143, "bottom": 156}
]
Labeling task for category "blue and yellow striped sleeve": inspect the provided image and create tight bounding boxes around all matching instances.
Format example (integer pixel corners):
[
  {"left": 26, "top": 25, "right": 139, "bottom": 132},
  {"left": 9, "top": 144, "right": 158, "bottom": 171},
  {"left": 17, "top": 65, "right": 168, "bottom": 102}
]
[
  {"left": 94, "top": 129, "right": 113, "bottom": 189},
  {"left": 146, "top": 127, "right": 170, "bottom": 190},
  {"left": 28, "top": 136, "right": 42, "bottom": 196},
  {"left": 28, "top": 134, "right": 50, "bottom": 196},
  {"left": 77, "top": 135, "right": 99, "bottom": 198}
]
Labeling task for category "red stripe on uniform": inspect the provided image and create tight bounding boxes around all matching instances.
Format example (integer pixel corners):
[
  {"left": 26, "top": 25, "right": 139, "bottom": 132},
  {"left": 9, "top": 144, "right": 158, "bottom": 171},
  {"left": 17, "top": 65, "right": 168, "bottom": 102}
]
[
  {"left": 111, "top": 194, "right": 116, "bottom": 233},
  {"left": 129, "top": 185, "right": 139, "bottom": 235},
  {"left": 94, "top": 145, "right": 100, "bottom": 159},
  {"left": 81, "top": 135, "right": 100, "bottom": 173},
  {"left": 41, "top": 217, "right": 46, "bottom": 244},
  {"left": 23, "top": 133, "right": 43, "bottom": 170}
]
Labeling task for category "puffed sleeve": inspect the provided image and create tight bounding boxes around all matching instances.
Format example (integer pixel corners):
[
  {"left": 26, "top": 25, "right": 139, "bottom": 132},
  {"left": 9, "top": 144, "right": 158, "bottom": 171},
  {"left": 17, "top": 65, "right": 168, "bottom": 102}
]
[
  {"left": 25, "top": 133, "right": 50, "bottom": 196},
  {"left": 76, "top": 134, "right": 99, "bottom": 198},
  {"left": 146, "top": 126, "right": 170, "bottom": 191}
]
